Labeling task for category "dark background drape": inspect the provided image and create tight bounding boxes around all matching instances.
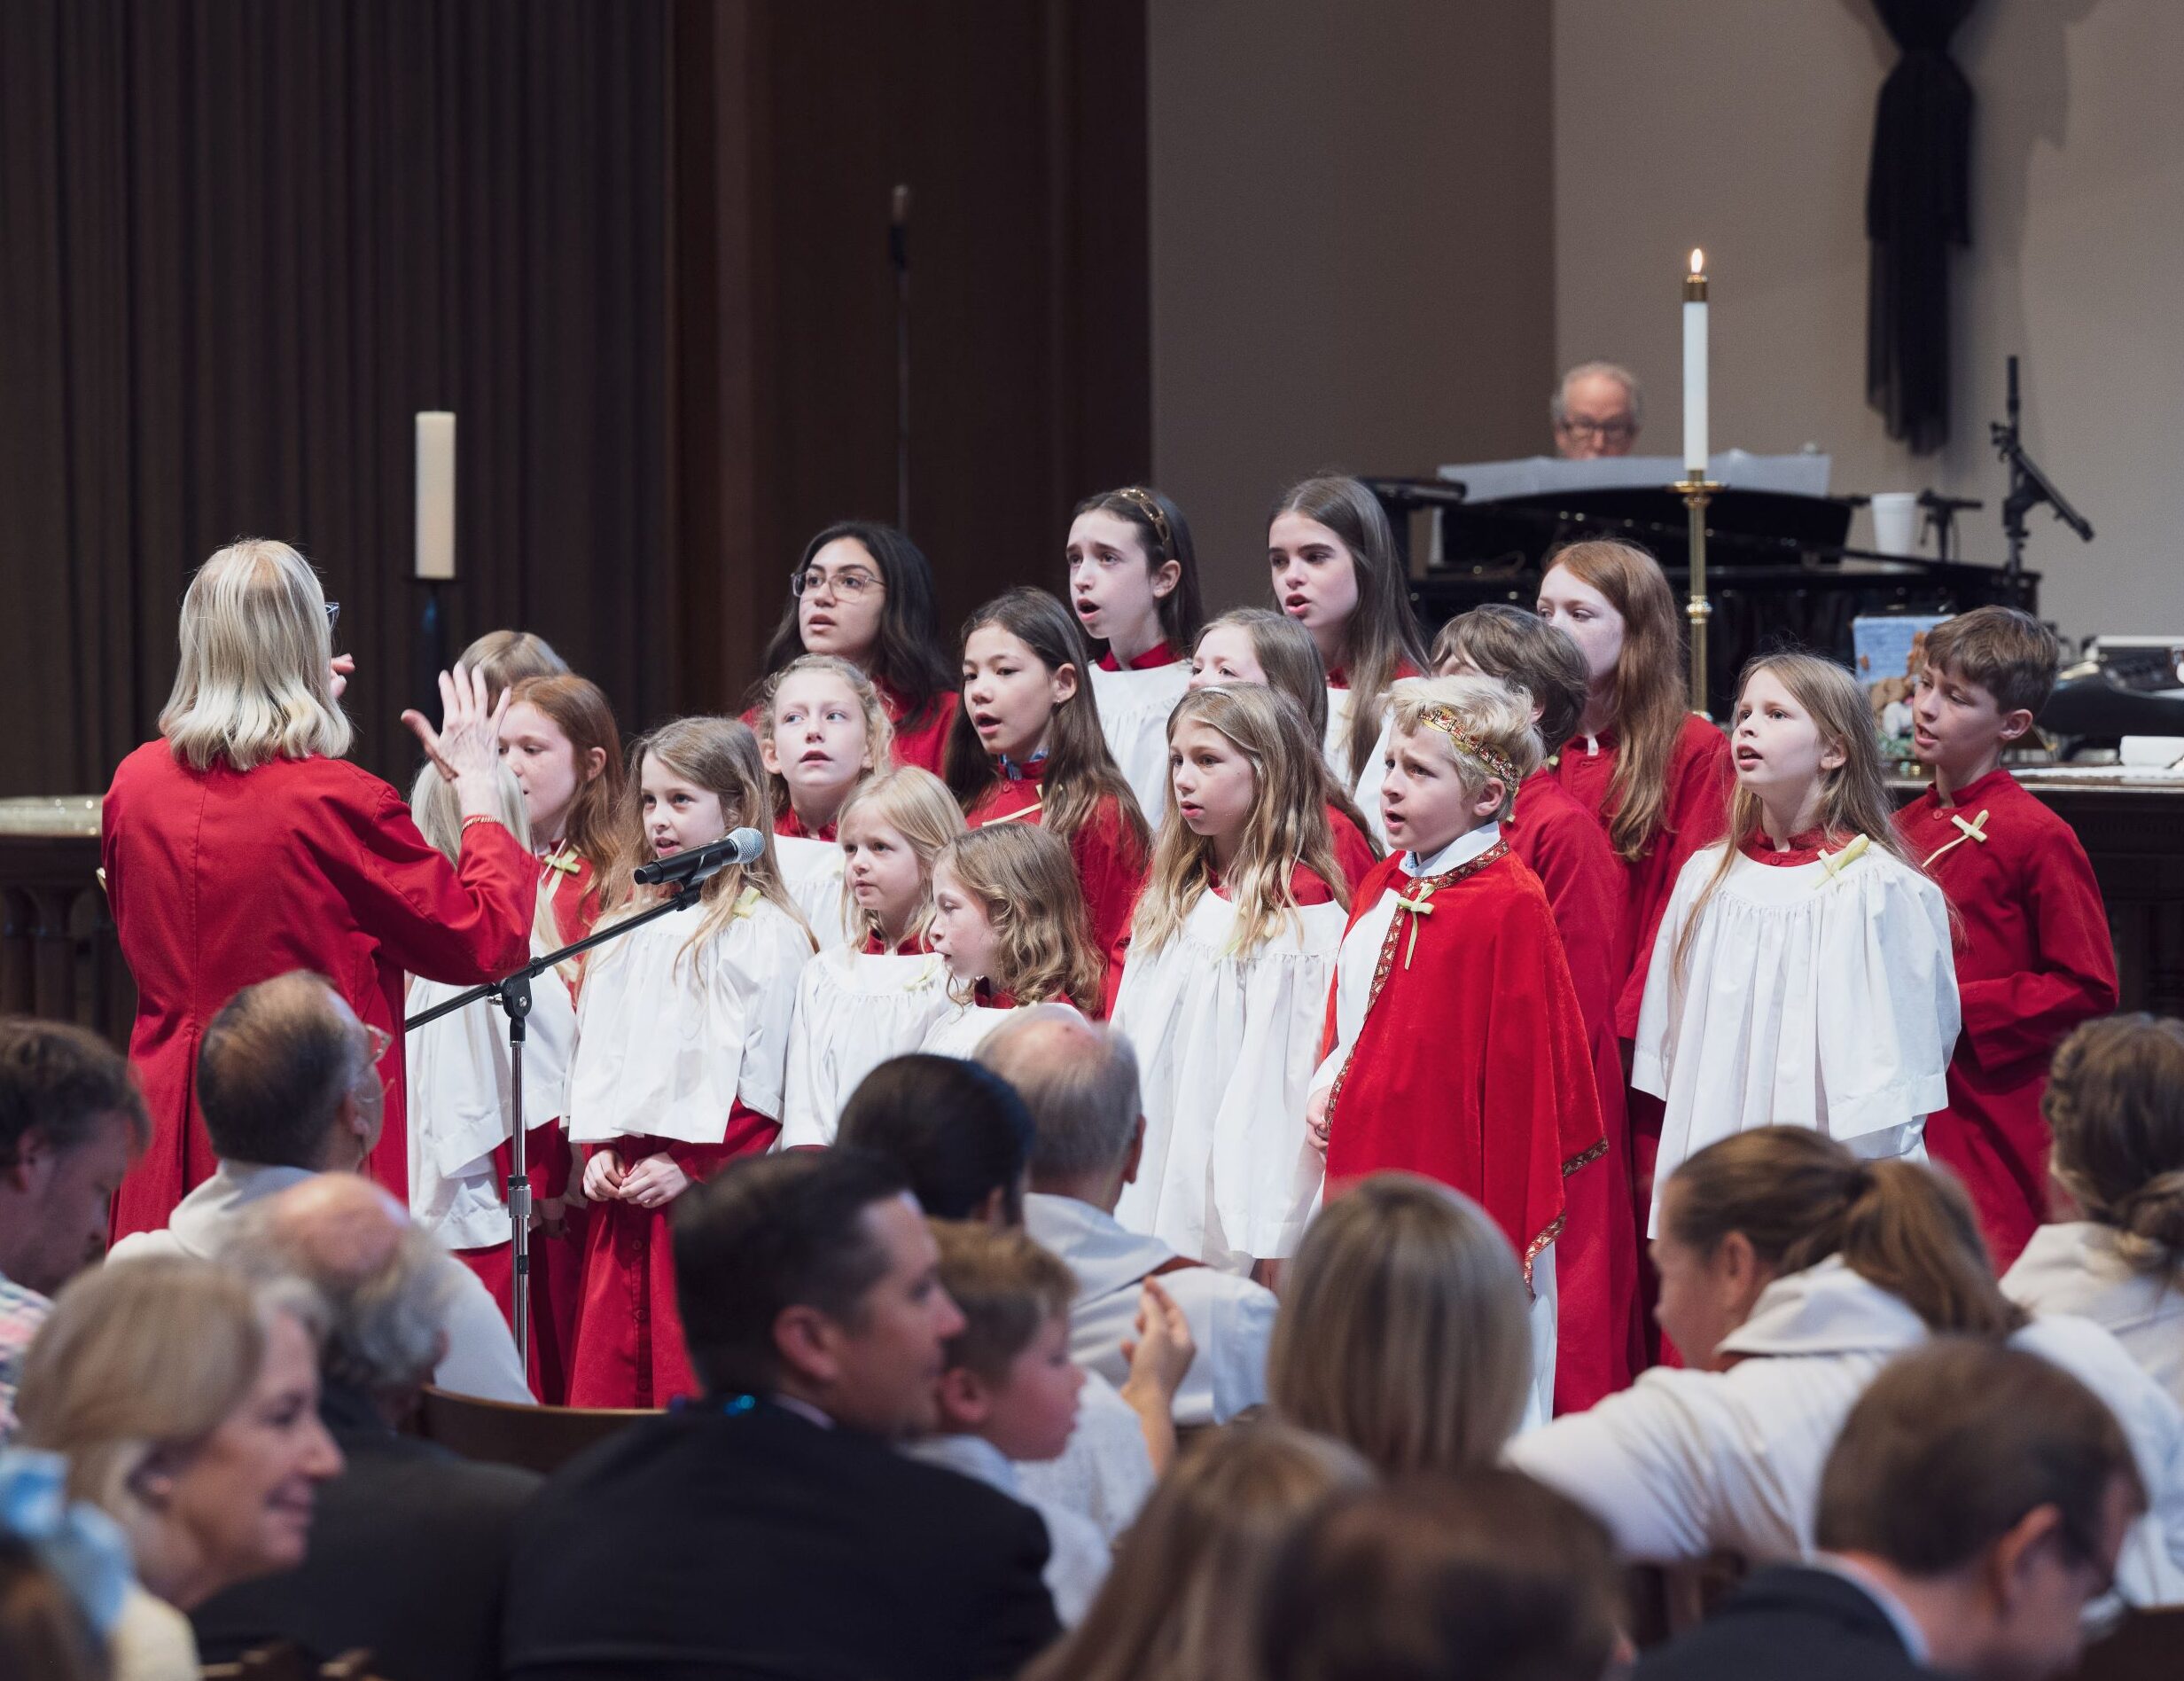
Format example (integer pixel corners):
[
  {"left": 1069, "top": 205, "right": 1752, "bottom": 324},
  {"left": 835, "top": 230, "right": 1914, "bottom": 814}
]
[
  {"left": 1864, "top": 0, "right": 1977, "bottom": 455},
  {"left": 0, "top": 0, "right": 1150, "bottom": 796}
]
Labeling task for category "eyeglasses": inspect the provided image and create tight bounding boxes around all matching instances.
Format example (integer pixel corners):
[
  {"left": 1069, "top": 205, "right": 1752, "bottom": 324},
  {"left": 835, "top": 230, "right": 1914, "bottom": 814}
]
[
  {"left": 790, "top": 566, "right": 882, "bottom": 600},
  {"left": 361, "top": 1020, "right": 394, "bottom": 1063},
  {"left": 324, "top": 601, "right": 342, "bottom": 632},
  {"left": 1556, "top": 418, "right": 1637, "bottom": 443}
]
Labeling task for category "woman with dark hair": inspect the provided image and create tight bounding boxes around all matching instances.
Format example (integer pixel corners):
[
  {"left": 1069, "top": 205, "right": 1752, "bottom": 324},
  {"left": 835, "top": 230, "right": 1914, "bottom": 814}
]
[
  {"left": 835, "top": 1054, "right": 1035, "bottom": 1224},
  {"left": 756, "top": 522, "right": 959, "bottom": 773}
]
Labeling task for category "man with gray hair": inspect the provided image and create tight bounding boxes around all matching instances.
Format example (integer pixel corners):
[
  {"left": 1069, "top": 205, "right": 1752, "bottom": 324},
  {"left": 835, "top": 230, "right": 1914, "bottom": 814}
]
[
  {"left": 192, "top": 1174, "right": 543, "bottom": 1681},
  {"left": 1552, "top": 361, "right": 1643, "bottom": 458},
  {"left": 979, "top": 1007, "right": 1275, "bottom": 1425},
  {"left": 108, "top": 970, "right": 531, "bottom": 1403}
]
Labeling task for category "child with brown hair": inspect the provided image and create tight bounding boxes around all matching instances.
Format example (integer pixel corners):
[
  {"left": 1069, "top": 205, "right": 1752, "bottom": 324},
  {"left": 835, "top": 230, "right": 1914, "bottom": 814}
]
[
  {"left": 921, "top": 825, "right": 1104, "bottom": 1059},
  {"left": 1892, "top": 605, "right": 2118, "bottom": 1268},
  {"left": 905, "top": 1223, "right": 1110, "bottom": 1625},
  {"left": 1308, "top": 675, "right": 1606, "bottom": 1421}
]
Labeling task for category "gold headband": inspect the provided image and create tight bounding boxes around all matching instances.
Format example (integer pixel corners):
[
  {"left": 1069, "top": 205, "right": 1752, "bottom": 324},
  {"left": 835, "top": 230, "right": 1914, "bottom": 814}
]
[
  {"left": 1416, "top": 704, "right": 1519, "bottom": 787},
  {"left": 1112, "top": 486, "right": 1174, "bottom": 562}
]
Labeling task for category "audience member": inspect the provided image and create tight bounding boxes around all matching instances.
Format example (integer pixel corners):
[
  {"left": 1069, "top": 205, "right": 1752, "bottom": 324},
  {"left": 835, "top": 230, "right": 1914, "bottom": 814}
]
[
  {"left": 1257, "top": 1468, "right": 1622, "bottom": 1681},
  {"left": 0, "top": 1449, "right": 131, "bottom": 1681},
  {"left": 14, "top": 1256, "right": 342, "bottom": 1681},
  {"left": 0, "top": 1019, "right": 146, "bottom": 1439},
  {"left": 2006, "top": 1014, "right": 2184, "bottom": 1407},
  {"left": 191, "top": 1176, "right": 543, "bottom": 1681},
  {"left": 906, "top": 1222, "right": 1110, "bottom": 1624},
  {"left": 1024, "top": 1422, "right": 1372, "bottom": 1681},
  {"left": 1507, "top": 1128, "right": 2184, "bottom": 1606},
  {"left": 503, "top": 1149, "right": 1060, "bottom": 1680},
  {"left": 1635, "top": 1340, "right": 2146, "bottom": 1681},
  {"left": 1551, "top": 361, "right": 1643, "bottom": 459},
  {"left": 1270, "top": 1174, "right": 1532, "bottom": 1476},
  {"left": 107, "top": 972, "right": 530, "bottom": 1404},
  {"left": 980, "top": 1008, "right": 1275, "bottom": 1425}
]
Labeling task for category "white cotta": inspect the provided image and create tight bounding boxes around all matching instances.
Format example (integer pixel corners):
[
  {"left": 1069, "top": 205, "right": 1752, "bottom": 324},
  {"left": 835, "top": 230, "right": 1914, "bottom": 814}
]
[
  {"left": 1631, "top": 840, "right": 1959, "bottom": 1232},
  {"left": 918, "top": 998, "right": 1082, "bottom": 1061},
  {"left": 1111, "top": 887, "right": 1346, "bottom": 1266},
  {"left": 772, "top": 832, "right": 853, "bottom": 950},
  {"left": 1323, "top": 684, "right": 1392, "bottom": 847},
  {"left": 2006, "top": 1222, "right": 2184, "bottom": 1411},
  {"left": 1087, "top": 659, "right": 1192, "bottom": 826},
  {"left": 407, "top": 949, "right": 577, "bottom": 1252},
  {"left": 779, "top": 947, "right": 955, "bottom": 1147},
  {"left": 566, "top": 888, "right": 814, "bottom": 1145}
]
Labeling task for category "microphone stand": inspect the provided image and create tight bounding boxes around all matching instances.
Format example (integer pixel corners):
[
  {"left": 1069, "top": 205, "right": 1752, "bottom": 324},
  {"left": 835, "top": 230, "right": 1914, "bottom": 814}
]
[
  {"left": 402, "top": 867, "right": 727, "bottom": 1375},
  {"left": 1992, "top": 354, "right": 2094, "bottom": 606}
]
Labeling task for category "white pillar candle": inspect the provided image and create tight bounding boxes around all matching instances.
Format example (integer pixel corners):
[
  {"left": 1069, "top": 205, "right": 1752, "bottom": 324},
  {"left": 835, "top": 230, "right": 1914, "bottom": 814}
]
[
  {"left": 415, "top": 411, "right": 456, "bottom": 581},
  {"left": 1682, "top": 251, "right": 1708, "bottom": 476}
]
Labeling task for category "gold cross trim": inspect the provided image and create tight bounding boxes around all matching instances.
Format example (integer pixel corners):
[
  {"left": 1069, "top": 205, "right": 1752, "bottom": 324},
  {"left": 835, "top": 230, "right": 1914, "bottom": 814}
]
[{"left": 1919, "top": 807, "right": 1990, "bottom": 871}]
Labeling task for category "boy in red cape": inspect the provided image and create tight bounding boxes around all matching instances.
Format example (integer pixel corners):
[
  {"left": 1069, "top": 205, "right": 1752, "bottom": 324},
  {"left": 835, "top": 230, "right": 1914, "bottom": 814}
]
[
  {"left": 1893, "top": 606, "right": 2117, "bottom": 1269},
  {"left": 1307, "top": 675, "right": 1607, "bottom": 1421}
]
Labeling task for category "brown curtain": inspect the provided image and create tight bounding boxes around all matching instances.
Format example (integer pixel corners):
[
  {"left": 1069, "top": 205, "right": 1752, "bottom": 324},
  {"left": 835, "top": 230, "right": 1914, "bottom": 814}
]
[{"left": 0, "top": 0, "right": 671, "bottom": 794}]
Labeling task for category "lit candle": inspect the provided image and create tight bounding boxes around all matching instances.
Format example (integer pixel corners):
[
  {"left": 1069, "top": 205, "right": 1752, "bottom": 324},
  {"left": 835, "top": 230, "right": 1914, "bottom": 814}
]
[
  {"left": 1682, "top": 250, "right": 1708, "bottom": 476},
  {"left": 415, "top": 411, "right": 456, "bottom": 581}
]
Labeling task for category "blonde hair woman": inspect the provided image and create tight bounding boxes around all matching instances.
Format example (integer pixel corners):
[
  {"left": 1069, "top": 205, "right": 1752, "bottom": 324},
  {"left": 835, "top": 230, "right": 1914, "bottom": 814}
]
[
  {"left": 1270, "top": 1174, "right": 1534, "bottom": 1474},
  {"left": 102, "top": 539, "right": 538, "bottom": 1236},
  {"left": 15, "top": 1256, "right": 341, "bottom": 1681}
]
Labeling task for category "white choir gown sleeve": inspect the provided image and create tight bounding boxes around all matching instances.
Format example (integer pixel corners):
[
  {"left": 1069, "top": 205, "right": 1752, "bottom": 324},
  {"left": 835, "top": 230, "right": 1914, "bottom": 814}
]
[
  {"left": 772, "top": 834, "right": 852, "bottom": 951},
  {"left": 1088, "top": 661, "right": 1191, "bottom": 826},
  {"left": 781, "top": 949, "right": 953, "bottom": 1147},
  {"left": 1810, "top": 856, "right": 1958, "bottom": 1144},
  {"left": 1350, "top": 715, "right": 1392, "bottom": 847},
  {"left": 1630, "top": 848, "right": 1708, "bottom": 1105}
]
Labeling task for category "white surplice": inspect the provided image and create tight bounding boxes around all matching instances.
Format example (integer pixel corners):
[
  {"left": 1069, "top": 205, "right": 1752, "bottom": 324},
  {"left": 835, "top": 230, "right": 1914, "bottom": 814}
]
[
  {"left": 1631, "top": 840, "right": 1959, "bottom": 1231},
  {"left": 566, "top": 889, "right": 813, "bottom": 1144},
  {"left": 1088, "top": 660, "right": 1191, "bottom": 827},
  {"left": 780, "top": 946, "right": 954, "bottom": 1147},
  {"left": 773, "top": 833, "right": 853, "bottom": 951},
  {"left": 919, "top": 998, "right": 1083, "bottom": 1061},
  {"left": 1506, "top": 1255, "right": 2184, "bottom": 1607},
  {"left": 1111, "top": 888, "right": 1347, "bottom": 1266},
  {"left": 407, "top": 947, "right": 577, "bottom": 1253},
  {"left": 2006, "top": 1221, "right": 2184, "bottom": 1411}
]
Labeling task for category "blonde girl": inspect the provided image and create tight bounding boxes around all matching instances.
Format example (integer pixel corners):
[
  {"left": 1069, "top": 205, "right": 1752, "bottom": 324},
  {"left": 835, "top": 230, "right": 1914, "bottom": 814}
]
[
  {"left": 920, "top": 825, "right": 1103, "bottom": 1059},
  {"left": 780, "top": 768, "right": 965, "bottom": 1146},
  {"left": 756, "top": 653, "right": 897, "bottom": 949},
  {"left": 1634, "top": 653, "right": 1958, "bottom": 1235},
  {"left": 1068, "top": 485, "right": 1205, "bottom": 821},
  {"left": 563, "top": 716, "right": 818, "bottom": 1406},
  {"left": 1110, "top": 685, "right": 1350, "bottom": 1272},
  {"left": 948, "top": 587, "right": 1150, "bottom": 996},
  {"left": 1189, "top": 606, "right": 1380, "bottom": 890},
  {"left": 1267, "top": 475, "right": 1430, "bottom": 842}
]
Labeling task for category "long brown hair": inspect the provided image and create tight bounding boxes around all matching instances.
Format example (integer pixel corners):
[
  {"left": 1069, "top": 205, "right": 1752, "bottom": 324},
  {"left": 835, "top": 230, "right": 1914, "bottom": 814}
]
[
  {"left": 505, "top": 673, "right": 625, "bottom": 881},
  {"left": 1071, "top": 485, "right": 1205, "bottom": 653},
  {"left": 458, "top": 629, "right": 568, "bottom": 702},
  {"left": 944, "top": 586, "right": 1150, "bottom": 852},
  {"left": 933, "top": 825, "right": 1103, "bottom": 1013},
  {"left": 597, "top": 716, "right": 816, "bottom": 963},
  {"left": 1665, "top": 1127, "right": 2025, "bottom": 1336},
  {"left": 1673, "top": 652, "right": 1924, "bottom": 980},
  {"left": 1542, "top": 539, "right": 1689, "bottom": 860},
  {"left": 1024, "top": 1422, "right": 1372, "bottom": 1681},
  {"left": 1432, "top": 604, "right": 1591, "bottom": 759},
  {"left": 1130, "top": 685, "right": 1347, "bottom": 958},
  {"left": 2044, "top": 1013, "right": 2184, "bottom": 1282},
  {"left": 1268, "top": 475, "right": 1429, "bottom": 786}
]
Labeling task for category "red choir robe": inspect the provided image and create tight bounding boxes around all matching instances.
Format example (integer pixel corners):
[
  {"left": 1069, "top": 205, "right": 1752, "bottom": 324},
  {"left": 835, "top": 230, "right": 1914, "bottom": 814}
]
[
  {"left": 101, "top": 744, "right": 535, "bottom": 1237},
  {"left": 772, "top": 805, "right": 838, "bottom": 843},
  {"left": 1506, "top": 772, "right": 1640, "bottom": 1406},
  {"left": 878, "top": 680, "right": 959, "bottom": 776},
  {"left": 1321, "top": 845, "right": 1607, "bottom": 1305},
  {"left": 1096, "top": 642, "right": 1176, "bottom": 673},
  {"left": 1892, "top": 767, "right": 2118, "bottom": 1267},
  {"left": 1326, "top": 804, "right": 1380, "bottom": 895},
  {"left": 965, "top": 762, "right": 1147, "bottom": 1013}
]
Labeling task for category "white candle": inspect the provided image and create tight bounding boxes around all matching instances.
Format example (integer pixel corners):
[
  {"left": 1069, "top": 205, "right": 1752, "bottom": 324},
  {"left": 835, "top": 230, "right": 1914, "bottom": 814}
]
[
  {"left": 1682, "top": 250, "right": 1708, "bottom": 475},
  {"left": 415, "top": 411, "right": 456, "bottom": 581}
]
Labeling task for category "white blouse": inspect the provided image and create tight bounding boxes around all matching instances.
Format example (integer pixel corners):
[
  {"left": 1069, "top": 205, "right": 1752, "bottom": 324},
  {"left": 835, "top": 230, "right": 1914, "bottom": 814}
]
[
  {"left": 2006, "top": 1221, "right": 2184, "bottom": 1411},
  {"left": 1088, "top": 659, "right": 1191, "bottom": 827},
  {"left": 566, "top": 889, "right": 814, "bottom": 1144},
  {"left": 779, "top": 945, "right": 955, "bottom": 1147},
  {"left": 407, "top": 946, "right": 577, "bottom": 1252},
  {"left": 773, "top": 833, "right": 853, "bottom": 951},
  {"left": 1112, "top": 887, "right": 1347, "bottom": 1264},
  {"left": 1632, "top": 839, "right": 1959, "bottom": 1232}
]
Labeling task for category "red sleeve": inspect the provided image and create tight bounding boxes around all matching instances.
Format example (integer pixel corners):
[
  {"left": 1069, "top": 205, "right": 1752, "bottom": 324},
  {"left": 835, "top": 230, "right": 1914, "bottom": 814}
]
[
  {"left": 1073, "top": 800, "right": 1149, "bottom": 1017},
  {"left": 318, "top": 778, "right": 538, "bottom": 984},
  {"left": 1613, "top": 723, "right": 1731, "bottom": 1036},
  {"left": 1958, "top": 827, "right": 2119, "bottom": 1071},
  {"left": 1523, "top": 816, "right": 1620, "bottom": 1041}
]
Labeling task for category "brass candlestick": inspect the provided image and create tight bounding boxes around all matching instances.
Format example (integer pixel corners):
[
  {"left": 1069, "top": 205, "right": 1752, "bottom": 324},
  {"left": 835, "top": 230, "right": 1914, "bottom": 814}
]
[{"left": 1677, "top": 473, "right": 1721, "bottom": 716}]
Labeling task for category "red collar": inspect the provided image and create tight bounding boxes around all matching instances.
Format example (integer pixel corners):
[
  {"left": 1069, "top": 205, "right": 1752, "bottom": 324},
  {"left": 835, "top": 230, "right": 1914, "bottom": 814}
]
[
  {"left": 863, "top": 930, "right": 932, "bottom": 957},
  {"left": 1925, "top": 764, "right": 2012, "bottom": 811},
  {"left": 1739, "top": 826, "right": 1839, "bottom": 867},
  {"left": 973, "top": 980, "right": 1019, "bottom": 1009},
  {"left": 774, "top": 806, "right": 838, "bottom": 843},
  {"left": 1096, "top": 641, "right": 1177, "bottom": 674}
]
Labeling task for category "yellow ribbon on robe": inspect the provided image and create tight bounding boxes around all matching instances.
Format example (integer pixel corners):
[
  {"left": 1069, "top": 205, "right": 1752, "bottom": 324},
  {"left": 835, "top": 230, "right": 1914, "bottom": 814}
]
[
  {"left": 1819, "top": 833, "right": 1871, "bottom": 881},
  {"left": 1392, "top": 880, "right": 1439, "bottom": 968},
  {"left": 1919, "top": 807, "right": 1990, "bottom": 871}
]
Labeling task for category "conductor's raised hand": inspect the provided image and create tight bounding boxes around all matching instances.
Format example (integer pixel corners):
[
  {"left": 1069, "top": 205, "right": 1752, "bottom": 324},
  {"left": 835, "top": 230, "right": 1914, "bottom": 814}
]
[{"left": 401, "top": 663, "right": 511, "bottom": 818}]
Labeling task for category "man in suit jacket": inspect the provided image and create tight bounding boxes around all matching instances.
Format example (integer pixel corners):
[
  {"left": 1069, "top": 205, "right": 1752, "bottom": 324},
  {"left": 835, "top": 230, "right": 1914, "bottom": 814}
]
[
  {"left": 503, "top": 1148, "right": 1059, "bottom": 1681},
  {"left": 1635, "top": 1340, "right": 2146, "bottom": 1681},
  {"left": 191, "top": 1174, "right": 542, "bottom": 1681}
]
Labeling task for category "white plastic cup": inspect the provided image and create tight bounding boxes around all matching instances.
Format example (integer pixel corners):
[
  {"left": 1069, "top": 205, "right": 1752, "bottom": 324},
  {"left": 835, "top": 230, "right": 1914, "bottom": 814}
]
[{"left": 1870, "top": 492, "right": 1921, "bottom": 557}]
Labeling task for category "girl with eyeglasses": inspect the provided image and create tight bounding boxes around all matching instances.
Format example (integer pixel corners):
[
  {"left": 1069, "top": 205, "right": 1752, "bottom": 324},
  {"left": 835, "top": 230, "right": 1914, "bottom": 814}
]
[
  {"left": 1067, "top": 487, "right": 1205, "bottom": 824},
  {"left": 754, "top": 522, "right": 959, "bottom": 773}
]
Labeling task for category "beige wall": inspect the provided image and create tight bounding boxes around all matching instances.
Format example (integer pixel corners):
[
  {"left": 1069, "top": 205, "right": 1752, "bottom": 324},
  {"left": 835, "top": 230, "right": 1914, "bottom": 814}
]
[
  {"left": 1553, "top": 0, "right": 2184, "bottom": 645},
  {"left": 1147, "top": 1, "right": 1558, "bottom": 612}
]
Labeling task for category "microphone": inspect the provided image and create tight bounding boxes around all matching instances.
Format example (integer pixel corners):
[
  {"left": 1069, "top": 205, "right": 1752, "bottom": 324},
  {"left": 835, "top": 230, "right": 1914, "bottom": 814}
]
[{"left": 633, "top": 826, "right": 767, "bottom": 888}]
